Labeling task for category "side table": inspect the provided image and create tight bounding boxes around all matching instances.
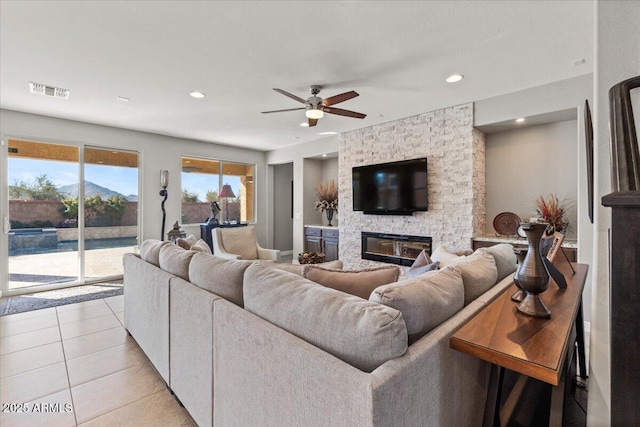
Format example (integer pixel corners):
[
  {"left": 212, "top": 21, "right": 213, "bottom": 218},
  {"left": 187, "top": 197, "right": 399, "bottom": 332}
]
[{"left": 450, "top": 262, "right": 588, "bottom": 426}]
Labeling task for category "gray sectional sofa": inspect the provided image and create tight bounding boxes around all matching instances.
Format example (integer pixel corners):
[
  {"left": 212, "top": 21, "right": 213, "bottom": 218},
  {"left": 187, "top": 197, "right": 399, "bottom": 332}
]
[{"left": 123, "top": 240, "right": 517, "bottom": 427}]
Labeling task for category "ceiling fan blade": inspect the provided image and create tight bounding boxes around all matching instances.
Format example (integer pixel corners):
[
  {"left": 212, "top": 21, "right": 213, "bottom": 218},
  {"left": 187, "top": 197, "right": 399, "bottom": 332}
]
[
  {"left": 261, "top": 107, "right": 306, "bottom": 114},
  {"left": 322, "top": 90, "right": 359, "bottom": 106},
  {"left": 308, "top": 118, "right": 318, "bottom": 127},
  {"left": 273, "top": 88, "right": 307, "bottom": 104},
  {"left": 323, "top": 106, "right": 366, "bottom": 119}
]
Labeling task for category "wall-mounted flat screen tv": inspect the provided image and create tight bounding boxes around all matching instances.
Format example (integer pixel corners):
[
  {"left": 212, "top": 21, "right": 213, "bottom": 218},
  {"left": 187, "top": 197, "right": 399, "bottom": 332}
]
[{"left": 352, "top": 158, "right": 428, "bottom": 215}]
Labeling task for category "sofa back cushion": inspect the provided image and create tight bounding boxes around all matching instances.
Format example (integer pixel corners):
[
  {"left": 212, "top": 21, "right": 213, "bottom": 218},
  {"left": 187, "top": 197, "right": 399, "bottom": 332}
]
[
  {"left": 140, "top": 239, "right": 171, "bottom": 267},
  {"left": 220, "top": 226, "right": 258, "bottom": 260},
  {"left": 159, "top": 244, "right": 195, "bottom": 281},
  {"left": 189, "top": 253, "right": 254, "bottom": 306},
  {"left": 476, "top": 244, "right": 517, "bottom": 282},
  {"left": 243, "top": 263, "right": 408, "bottom": 372},
  {"left": 370, "top": 269, "right": 464, "bottom": 341},
  {"left": 446, "top": 251, "right": 498, "bottom": 305},
  {"left": 271, "top": 260, "right": 343, "bottom": 276},
  {"left": 302, "top": 265, "right": 400, "bottom": 299}
]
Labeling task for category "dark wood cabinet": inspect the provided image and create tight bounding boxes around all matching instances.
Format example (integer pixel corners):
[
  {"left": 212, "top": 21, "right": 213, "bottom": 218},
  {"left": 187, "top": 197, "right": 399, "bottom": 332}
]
[
  {"left": 304, "top": 226, "right": 339, "bottom": 262},
  {"left": 602, "top": 191, "right": 640, "bottom": 426}
]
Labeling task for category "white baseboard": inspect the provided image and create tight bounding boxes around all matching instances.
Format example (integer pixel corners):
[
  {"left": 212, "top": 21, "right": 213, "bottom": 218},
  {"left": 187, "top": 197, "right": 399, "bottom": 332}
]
[{"left": 280, "top": 250, "right": 293, "bottom": 256}]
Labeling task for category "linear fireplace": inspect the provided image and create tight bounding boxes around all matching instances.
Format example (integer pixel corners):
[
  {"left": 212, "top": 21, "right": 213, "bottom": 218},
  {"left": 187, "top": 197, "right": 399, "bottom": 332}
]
[{"left": 361, "top": 232, "right": 432, "bottom": 266}]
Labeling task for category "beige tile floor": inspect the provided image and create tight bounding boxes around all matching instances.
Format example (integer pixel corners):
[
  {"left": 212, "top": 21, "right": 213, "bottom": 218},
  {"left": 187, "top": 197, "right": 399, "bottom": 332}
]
[{"left": 0, "top": 296, "right": 195, "bottom": 426}]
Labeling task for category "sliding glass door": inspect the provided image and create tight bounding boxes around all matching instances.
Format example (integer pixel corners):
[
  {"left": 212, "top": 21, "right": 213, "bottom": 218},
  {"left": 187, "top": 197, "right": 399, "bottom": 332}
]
[
  {"left": 3, "top": 139, "right": 139, "bottom": 295},
  {"left": 6, "top": 139, "right": 80, "bottom": 292},
  {"left": 83, "top": 147, "right": 139, "bottom": 281}
]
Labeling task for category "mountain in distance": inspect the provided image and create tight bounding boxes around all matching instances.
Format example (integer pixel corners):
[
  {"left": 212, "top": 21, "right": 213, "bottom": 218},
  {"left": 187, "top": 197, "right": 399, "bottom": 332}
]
[{"left": 58, "top": 181, "right": 138, "bottom": 201}]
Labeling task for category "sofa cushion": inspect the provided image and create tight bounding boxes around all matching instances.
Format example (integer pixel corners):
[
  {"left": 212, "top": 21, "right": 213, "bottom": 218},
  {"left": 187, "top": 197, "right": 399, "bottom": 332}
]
[
  {"left": 189, "top": 253, "right": 253, "bottom": 306},
  {"left": 243, "top": 263, "right": 408, "bottom": 372},
  {"left": 302, "top": 265, "right": 400, "bottom": 299},
  {"left": 159, "top": 244, "right": 195, "bottom": 281},
  {"left": 190, "top": 239, "right": 213, "bottom": 254},
  {"left": 140, "top": 239, "right": 171, "bottom": 267},
  {"left": 476, "top": 244, "right": 517, "bottom": 282},
  {"left": 446, "top": 251, "right": 498, "bottom": 305},
  {"left": 271, "top": 260, "right": 343, "bottom": 276},
  {"left": 370, "top": 268, "right": 464, "bottom": 341},
  {"left": 431, "top": 245, "right": 466, "bottom": 267},
  {"left": 221, "top": 227, "right": 258, "bottom": 260}
]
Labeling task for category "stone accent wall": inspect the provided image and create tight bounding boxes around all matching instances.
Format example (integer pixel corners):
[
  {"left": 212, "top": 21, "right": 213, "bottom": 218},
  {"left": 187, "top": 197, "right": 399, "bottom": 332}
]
[{"left": 338, "top": 103, "right": 485, "bottom": 269}]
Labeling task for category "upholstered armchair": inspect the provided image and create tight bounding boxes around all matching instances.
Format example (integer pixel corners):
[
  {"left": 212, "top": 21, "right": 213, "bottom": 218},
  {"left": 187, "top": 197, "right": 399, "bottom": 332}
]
[{"left": 212, "top": 226, "right": 280, "bottom": 261}]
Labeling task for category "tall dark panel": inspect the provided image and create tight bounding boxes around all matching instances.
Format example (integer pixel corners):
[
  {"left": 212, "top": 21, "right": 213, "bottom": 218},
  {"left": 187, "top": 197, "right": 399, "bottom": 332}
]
[{"left": 602, "top": 192, "right": 640, "bottom": 426}]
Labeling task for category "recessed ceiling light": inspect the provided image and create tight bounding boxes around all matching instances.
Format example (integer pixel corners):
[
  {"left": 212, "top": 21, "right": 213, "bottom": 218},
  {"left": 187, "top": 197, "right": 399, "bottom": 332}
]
[
  {"left": 117, "top": 96, "right": 129, "bottom": 102},
  {"left": 300, "top": 122, "right": 309, "bottom": 127},
  {"left": 190, "top": 91, "right": 205, "bottom": 99},
  {"left": 446, "top": 74, "right": 464, "bottom": 83},
  {"left": 322, "top": 154, "right": 328, "bottom": 157},
  {"left": 318, "top": 131, "right": 338, "bottom": 135},
  {"left": 516, "top": 118, "right": 525, "bottom": 123}
]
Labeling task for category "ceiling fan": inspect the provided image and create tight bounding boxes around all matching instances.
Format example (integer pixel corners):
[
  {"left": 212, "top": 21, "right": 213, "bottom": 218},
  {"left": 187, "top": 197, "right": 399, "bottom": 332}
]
[{"left": 262, "top": 85, "right": 366, "bottom": 127}]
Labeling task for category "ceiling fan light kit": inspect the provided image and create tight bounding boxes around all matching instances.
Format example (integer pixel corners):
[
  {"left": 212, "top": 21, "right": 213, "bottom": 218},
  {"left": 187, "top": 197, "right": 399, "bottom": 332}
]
[{"left": 263, "top": 85, "right": 366, "bottom": 127}]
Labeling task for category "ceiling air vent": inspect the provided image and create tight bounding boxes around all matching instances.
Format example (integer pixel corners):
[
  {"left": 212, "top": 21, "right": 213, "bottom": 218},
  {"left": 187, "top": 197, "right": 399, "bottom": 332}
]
[{"left": 29, "top": 82, "right": 70, "bottom": 99}]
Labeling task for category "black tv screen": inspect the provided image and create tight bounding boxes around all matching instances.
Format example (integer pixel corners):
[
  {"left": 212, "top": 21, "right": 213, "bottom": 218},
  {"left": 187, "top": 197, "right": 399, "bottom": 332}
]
[{"left": 352, "top": 158, "right": 428, "bottom": 214}]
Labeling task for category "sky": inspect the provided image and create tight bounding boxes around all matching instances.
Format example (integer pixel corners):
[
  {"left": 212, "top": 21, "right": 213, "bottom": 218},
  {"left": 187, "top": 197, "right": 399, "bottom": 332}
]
[
  {"left": 181, "top": 173, "right": 241, "bottom": 201},
  {"left": 8, "top": 157, "right": 241, "bottom": 201}
]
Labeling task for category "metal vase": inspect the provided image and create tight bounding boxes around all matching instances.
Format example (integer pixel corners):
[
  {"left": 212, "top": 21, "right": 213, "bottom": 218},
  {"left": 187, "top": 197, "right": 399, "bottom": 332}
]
[
  {"left": 325, "top": 209, "right": 334, "bottom": 226},
  {"left": 515, "top": 222, "right": 552, "bottom": 318},
  {"left": 511, "top": 248, "right": 528, "bottom": 302}
]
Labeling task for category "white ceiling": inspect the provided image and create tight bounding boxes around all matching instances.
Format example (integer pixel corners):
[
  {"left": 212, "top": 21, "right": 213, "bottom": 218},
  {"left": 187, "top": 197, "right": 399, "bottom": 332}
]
[{"left": 0, "top": 1, "right": 593, "bottom": 151}]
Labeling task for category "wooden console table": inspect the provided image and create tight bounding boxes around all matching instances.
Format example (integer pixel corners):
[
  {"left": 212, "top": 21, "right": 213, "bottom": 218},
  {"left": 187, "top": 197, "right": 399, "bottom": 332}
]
[{"left": 450, "top": 262, "right": 588, "bottom": 426}]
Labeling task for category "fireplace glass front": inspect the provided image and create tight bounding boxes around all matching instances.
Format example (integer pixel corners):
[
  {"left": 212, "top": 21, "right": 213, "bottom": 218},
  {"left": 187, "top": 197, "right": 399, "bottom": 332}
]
[{"left": 361, "top": 232, "right": 432, "bottom": 266}]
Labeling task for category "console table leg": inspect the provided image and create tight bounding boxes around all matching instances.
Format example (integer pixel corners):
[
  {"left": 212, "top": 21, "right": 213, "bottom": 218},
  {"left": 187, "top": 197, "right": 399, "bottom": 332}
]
[
  {"left": 483, "top": 364, "right": 504, "bottom": 427},
  {"left": 576, "top": 301, "right": 588, "bottom": 379}
]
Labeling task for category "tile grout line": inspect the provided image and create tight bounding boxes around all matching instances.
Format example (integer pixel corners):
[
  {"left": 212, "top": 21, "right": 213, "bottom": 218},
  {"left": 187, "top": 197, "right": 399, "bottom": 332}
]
[
  {"left": 78, "top": 388, "right": 167, "bottom": 426},
  {"left": 55, "top": 305, "right": 80, "bottom": 427}
]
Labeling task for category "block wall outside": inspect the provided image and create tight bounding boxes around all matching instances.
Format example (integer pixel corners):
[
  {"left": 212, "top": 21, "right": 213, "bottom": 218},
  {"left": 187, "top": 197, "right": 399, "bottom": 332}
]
[
  {"left": 338, "top": 103, "right": 486, "bottom": 269},
  {"left": 9, "top": 200, "right": 138, "bottom": 226}
]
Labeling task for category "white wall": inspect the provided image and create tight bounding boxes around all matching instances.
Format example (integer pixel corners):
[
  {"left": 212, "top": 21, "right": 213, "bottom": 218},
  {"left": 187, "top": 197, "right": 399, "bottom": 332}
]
[
  {"left": 267, "top": 136, "right": 339, "bottom": 255},
  {"left": 0, "top": 109, "right": 269, "bottom": 248},
  {"left": 589, "top": 1, "right": 640, "bottom": 425},
  {"left": 485, "top": 120, "right": 578, "bottom": 239}
]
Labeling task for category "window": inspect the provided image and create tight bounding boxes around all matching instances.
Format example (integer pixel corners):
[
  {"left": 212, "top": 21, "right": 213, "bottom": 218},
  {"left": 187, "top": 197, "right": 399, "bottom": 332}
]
[{"left": 181, "top": 156, "right": 255, "bottom": 224}]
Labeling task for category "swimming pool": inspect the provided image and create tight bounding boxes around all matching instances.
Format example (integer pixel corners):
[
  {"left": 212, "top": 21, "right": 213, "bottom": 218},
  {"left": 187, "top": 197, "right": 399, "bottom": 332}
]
[{"left": 9, "top": 236, "right": 138, "bottom": 256}]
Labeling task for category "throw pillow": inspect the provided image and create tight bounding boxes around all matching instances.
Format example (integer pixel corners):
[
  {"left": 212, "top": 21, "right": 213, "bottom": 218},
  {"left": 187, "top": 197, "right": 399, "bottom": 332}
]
[
  {"left": 303, "top": 265, "right": 400, "bottom": 299},
  {"left": 243, "top": 263, "right": 408, "bottom": 373},
  {"left": 370, "top": 268, "right": 464, "bottom": 341},
  {"left": 176, "top": 238, "right": 193, "bottom": 250},
  {"left": 189, "top": 253, "right": 254, "bottom": 306},
  {"left": 476, "top": 244, "right": 517, "bottom": 282},
  {"left": 431, "top": 245, "right": 467, "bottom": 267},
  {"left": 140, "top": 239, "right": 171, "bottom": 267},
  {"left": 271, "top": 260, "right": 343, "bottom": 276},
  {"left": 220, "top": 226, "right": 258, "bottom": 260},
  {"left": 159, "top": 243, "right": 196, "bottom": 281},
  {"left": 190, "top": 239, "right": 213, "bottom": 254},
  {"left": 405, "top": 261, "right": 440, "bottom": 279},
  {"left": 446, "top": 251, "right": 498, "bottom": 305}
]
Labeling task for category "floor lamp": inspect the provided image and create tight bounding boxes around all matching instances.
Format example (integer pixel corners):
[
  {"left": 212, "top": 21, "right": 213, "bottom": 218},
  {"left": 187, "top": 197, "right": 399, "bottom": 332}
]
[{"left": 219, "top": 183, "right": 235, "bottom": 224}]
